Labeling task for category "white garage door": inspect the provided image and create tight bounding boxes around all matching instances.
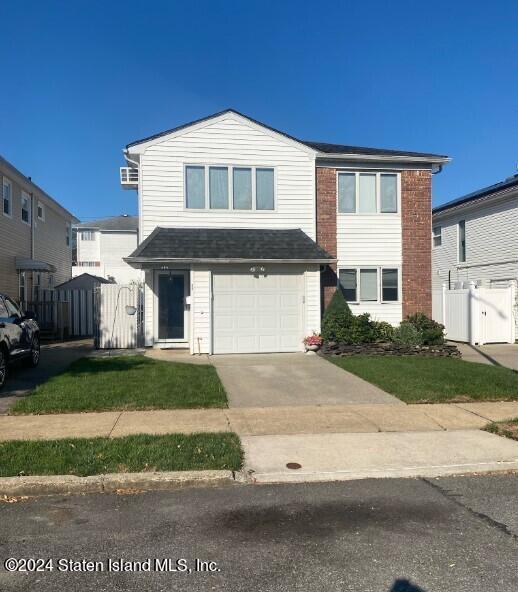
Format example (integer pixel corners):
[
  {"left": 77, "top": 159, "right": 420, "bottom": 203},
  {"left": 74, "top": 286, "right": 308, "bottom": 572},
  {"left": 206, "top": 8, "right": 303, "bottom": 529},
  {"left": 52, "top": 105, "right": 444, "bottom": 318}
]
[{"left": 212, "top": 272, "right": 304, "bottom": 354}]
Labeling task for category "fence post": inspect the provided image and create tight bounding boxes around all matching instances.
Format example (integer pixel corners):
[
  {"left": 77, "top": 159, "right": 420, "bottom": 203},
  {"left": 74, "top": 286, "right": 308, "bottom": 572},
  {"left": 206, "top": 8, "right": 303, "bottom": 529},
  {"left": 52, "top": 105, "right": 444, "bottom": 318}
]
[
  {"left": 510, "top": 281, "right": 517, "bottom": 344},
  {"left": 441, "top": 283, "right": 447, "bottom": 327},
  {"left": 469, "top": 281, "right": 480, "bottom": 345}
]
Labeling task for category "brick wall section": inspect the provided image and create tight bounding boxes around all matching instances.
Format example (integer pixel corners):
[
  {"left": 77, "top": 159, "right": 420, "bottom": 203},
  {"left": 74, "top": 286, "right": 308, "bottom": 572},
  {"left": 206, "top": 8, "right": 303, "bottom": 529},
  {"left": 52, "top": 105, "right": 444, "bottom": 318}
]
[
  {"left": 316, "top": 167, "right": 337, "bottom": 310},
  {"left": 401, "top": 169, "right": 432, "bottom": 318}
]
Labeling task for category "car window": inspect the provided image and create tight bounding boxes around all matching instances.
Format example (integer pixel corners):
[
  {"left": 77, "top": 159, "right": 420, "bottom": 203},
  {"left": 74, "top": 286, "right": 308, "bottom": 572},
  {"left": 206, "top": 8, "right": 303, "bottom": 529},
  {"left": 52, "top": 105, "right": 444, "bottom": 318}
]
[
  {"left": 0, "top": 298, "right": 9, "bottom": 321},
  {"left": 4, "top": 298, "right": 21, "bottom": 319}
]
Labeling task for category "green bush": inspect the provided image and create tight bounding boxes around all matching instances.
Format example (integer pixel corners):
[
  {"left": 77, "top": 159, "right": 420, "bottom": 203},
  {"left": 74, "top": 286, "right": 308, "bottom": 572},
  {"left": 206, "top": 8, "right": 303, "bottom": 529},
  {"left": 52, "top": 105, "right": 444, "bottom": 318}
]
[
  {"left": 322, "top": 291, "right": 378, "bottom": 344},
  {"left": 392, "top": 321, "right": 424, "bottom": 346},
  {"left": 405, "top": 313, "right": 445, "bottom": 345},
  {"left": 372, "top": 321, "right": 395, "bottom": 342}
]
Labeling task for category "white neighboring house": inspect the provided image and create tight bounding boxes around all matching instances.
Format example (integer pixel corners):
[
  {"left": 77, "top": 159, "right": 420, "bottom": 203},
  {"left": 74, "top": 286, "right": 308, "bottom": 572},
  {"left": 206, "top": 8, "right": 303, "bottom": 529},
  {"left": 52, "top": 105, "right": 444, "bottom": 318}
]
[
  {"left": 120, "top": 109, "right": 448, "bottom": 354},
  {"left": 432, "top": 173, "right": 518, "bottom": 334},
  {"left": 73, "top": 215, "right": 142, "bottom": 284}
]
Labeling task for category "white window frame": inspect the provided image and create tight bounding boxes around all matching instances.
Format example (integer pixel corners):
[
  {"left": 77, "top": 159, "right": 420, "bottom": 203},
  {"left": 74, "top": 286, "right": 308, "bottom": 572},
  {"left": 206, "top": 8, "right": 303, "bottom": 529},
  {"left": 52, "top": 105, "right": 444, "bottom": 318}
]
[
  {"left": 21, "top": 191, "right": 31, "bottom": 226},
  {"left": 184, "top": 164, "right": 276, "bottom": 212},
  {"left": 432, "top": 225, "right": 442, "bottom": 248},
  {"left": 2, "top": 177, "right": 12, "bottom": 218},
  {"left": 336, "top": 171, "right": 400, "bottom": 215},
  {"left": 37, "top": 201, "right": 45, "bottom": 221},
  {"left": 338, "top": 266, "right": 401, "bottom": 304},
  {"left": 80, "top": 230, "right": 95, "bottom": 241},
  {"left": 457, "top": 220, "right": 466, "bottom": 263},
  {"left": 66, "top": 223, "right": 71, "bottom": 247}
]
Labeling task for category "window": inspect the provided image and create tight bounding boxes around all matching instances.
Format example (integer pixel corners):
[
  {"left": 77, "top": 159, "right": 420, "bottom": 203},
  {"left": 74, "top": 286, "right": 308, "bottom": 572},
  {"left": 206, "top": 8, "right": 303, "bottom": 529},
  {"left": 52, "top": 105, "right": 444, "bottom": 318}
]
[
  {"left": 185, "top": 165, "right": 274, "bottom": 210},
  {"left": 2, "top": 177, "right": 12, "bottom": 217},
  {"left": 256, "top": 168, "right": 274, "bottom": 210},
  {"left": 37, "top": 201, "right": 45, "bottom": 221},
  {"left": 66, "top": 223, "right": 71, "bottom": 247},
  {"left": 382, "top": 269, "right": 399, "bottom": 301},
  {"left": 21, "top": 191, "right": 31, "bottom": 225},
  {"left": 432, "top": 226, "right": 442, "bottom": 247},
  {"left": 80, "top": 230, "right": 95, "bottom": 241},
  {"left": 233, "top": 168, "right": 252, "bottom": 210},
  {"left": 337, "top": 171, "right": 399, "bottom": 214},
  {"left": 18, "top": 272, "right": 26, "bottom": 303},
  {"left": 78, "top": 261, "right": 100, "bottom": 267},
  {"left": 209, "top": 167, "right": 228, "bottom": 209},
  {"left": 339, "top": 267, "right": 399, "bottom": 303},
  {"left": 186, "top": 166, "right": 205, "bottom": 209},
  {"left": 458, "top": 220, "right": 466, "bottom": 262}
]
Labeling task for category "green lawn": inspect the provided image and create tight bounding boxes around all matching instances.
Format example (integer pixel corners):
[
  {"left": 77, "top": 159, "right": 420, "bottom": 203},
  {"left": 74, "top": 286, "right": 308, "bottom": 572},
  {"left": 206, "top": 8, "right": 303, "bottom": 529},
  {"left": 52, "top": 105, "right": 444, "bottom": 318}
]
[
  {"left": 326, "top": 355, "right": 518, "bottom": 403},
  {"left": 11, "top": 356, "right": 227, "bottom": 415},
  {"left": 0, "top": 433, "right": 243, "bottom": 477}
]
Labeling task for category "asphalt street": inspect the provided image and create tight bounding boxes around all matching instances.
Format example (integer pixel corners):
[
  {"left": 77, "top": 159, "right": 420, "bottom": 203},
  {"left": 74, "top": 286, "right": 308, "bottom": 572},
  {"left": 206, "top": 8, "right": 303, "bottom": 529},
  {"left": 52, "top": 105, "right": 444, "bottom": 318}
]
[{"left": 1, "top": 474, "right": 517, "bottom": 591}]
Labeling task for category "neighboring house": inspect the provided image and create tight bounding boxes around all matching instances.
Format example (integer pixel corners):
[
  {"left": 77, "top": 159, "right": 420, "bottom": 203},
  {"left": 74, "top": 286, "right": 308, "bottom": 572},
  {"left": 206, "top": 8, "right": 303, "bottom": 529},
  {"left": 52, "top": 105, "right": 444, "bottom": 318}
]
[
  {"left": 120, "top": 109, "right": 449, "bottom": 354},
  {"left": 432, "top": 173, "right": 518, "bottom": 329},
  {"left": 0, "top": 155, "right": 78, "bottom": 303},
  {"left": 55, "top": 273, "right": 113, "bottom": 291},
  {"left": 73, "top": 215, "right": 142, "bottom": 284}
]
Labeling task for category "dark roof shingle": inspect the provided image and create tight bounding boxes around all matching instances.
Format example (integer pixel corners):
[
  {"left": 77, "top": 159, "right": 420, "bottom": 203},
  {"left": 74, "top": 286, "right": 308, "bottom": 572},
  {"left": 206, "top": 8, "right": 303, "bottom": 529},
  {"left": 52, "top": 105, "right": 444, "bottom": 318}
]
[{"left": 127, "top": 228, "right": 334, "bottom": 262}]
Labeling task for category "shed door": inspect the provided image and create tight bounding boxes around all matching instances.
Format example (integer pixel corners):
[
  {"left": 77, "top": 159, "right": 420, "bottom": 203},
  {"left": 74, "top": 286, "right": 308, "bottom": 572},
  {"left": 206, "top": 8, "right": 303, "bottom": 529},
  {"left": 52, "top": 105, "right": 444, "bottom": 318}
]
[{"left": 212, "top": 272, "right": 304, "bottom": 354}]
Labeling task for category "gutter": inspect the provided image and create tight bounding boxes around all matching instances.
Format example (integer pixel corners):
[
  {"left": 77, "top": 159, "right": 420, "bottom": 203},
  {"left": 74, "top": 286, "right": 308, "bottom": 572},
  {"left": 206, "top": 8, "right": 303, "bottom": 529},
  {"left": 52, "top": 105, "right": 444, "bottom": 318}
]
[
  {"left": 124, "top": 257, "right": 337, "bottom": 267},
  {"left": 315, "top": 153, "right": 451, "bottom": 165}
]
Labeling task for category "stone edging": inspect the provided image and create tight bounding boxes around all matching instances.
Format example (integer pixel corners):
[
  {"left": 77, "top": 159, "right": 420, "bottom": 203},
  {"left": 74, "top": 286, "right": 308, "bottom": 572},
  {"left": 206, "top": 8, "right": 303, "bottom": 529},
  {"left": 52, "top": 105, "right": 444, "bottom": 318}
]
[
  {"left": 0, "top": 470, "right": 246, "bottom": 498},
  {"left": 321, "top": 342, "right": 461, "bottom": 357}
]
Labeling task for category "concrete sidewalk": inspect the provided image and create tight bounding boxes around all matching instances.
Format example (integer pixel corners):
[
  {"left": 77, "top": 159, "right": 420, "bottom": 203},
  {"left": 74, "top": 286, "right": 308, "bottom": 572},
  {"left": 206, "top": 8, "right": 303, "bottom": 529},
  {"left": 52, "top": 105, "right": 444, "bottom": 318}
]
[{"left": 1, "top": 401, "right": 518, "bottom": 441}]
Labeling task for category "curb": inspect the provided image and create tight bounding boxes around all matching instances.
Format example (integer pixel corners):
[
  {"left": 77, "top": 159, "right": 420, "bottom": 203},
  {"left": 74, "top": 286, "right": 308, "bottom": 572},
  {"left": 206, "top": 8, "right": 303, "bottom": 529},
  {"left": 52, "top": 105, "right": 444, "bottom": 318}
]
[{"left": 0, "top": 470, "right": 243, "bottom": 497}]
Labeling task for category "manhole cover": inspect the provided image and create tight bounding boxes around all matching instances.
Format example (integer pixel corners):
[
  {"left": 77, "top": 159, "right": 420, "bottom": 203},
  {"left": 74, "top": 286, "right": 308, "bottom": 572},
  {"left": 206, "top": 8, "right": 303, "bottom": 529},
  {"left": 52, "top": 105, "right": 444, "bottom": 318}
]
[{"left": 286, "top": 462, "right": 302, "bottom": 470}]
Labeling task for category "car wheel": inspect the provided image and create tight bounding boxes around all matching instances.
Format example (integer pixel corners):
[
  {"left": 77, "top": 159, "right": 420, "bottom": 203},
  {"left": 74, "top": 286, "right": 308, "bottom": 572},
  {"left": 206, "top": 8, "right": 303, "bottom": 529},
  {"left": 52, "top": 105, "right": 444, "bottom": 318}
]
[
  {"left": 25, "top": 334, "right": 40, "bottom": 368},
  {"left": 0, "top": 349, "right": 7, "bottom": 389}
]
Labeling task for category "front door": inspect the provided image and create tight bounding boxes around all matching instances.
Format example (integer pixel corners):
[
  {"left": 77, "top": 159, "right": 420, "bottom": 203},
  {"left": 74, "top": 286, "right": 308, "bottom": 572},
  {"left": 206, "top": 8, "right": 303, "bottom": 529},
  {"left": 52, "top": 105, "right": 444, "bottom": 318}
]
[{"left": 157, "top": 272, "right": 189, "bottom": 342}]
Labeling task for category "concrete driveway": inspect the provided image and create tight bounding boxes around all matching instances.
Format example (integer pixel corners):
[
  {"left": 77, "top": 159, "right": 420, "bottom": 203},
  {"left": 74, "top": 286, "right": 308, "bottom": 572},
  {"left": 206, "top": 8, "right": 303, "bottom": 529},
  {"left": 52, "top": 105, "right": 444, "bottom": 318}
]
[
  {"left": 455, "top": 343, "right": 518, "bottom": 370},
  {"left": 210, "top": 352, "right": 402, "bottom": 407},
  {"left": 0, "top": 339, "right": 93, "bottom": 414}
]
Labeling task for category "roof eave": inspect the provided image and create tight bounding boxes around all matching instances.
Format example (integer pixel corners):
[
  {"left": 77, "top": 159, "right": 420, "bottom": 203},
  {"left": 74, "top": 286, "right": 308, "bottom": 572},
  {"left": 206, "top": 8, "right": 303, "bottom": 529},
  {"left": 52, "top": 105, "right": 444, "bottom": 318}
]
[
  {"left": 316, "top": 153, "right": 451, "bottom": 164},
  {"left": 124, "top": 257, "right": 336, "bottom": 268},
  {"left": 433, "top": 183, "right": 518, "bottom": 218}
]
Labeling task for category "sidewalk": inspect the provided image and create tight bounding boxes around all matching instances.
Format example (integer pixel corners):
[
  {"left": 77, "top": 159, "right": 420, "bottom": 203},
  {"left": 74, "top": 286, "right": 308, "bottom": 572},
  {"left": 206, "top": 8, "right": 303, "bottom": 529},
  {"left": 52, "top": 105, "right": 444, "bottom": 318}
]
[{"left": 2, "top": 401, "right": 518, "bottom": 441}]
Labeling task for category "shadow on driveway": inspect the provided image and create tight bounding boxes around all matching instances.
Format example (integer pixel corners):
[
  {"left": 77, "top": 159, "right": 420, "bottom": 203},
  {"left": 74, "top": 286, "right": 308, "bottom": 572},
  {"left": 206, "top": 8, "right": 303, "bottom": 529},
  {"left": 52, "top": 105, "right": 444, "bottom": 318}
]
[{"left": 0, "top": 339, "right": 94, "bottom": 414}]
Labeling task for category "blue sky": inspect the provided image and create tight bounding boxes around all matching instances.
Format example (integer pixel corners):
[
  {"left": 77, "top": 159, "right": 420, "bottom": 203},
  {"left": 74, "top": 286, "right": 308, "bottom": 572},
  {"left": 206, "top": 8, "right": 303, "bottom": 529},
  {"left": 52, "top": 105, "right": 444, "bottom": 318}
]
[{"left": 1, "top": 0, "right": 516, "bottom": 220}]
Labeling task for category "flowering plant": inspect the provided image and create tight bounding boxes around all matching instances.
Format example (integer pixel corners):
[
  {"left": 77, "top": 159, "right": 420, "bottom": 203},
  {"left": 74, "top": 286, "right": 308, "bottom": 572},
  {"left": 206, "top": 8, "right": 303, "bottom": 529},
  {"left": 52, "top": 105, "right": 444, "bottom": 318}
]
[{"left": 303, "top": 334, "right": 323, "bottom": 346}]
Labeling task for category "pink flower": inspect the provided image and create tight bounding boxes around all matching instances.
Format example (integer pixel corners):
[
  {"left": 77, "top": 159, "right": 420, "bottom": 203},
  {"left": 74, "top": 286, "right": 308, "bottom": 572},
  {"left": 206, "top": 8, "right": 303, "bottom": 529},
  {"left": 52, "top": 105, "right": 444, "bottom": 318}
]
[{"left": 303, "top": 334, "right": 323, "bottom": 346}]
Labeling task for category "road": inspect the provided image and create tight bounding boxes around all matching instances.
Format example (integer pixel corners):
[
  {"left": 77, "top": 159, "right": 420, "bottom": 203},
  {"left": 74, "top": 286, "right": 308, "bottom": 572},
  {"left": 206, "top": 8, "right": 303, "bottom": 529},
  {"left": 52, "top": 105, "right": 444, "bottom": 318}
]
[{"left": 1, "top": 474, "right": 517, "bottom": 591}]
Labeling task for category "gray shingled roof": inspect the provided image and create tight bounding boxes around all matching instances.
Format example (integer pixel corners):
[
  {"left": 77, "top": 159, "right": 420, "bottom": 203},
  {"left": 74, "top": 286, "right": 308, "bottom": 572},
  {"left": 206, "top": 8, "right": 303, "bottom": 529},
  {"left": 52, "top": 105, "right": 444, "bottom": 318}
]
[
  {"left": 125, "top": 109, "right": 448, "bottom": 161},
  {"left": 75, "top": 215, "right": 138, "bottom": 231},
  {"left": 126, "top": 228, "right": 334, "bottom": 263}
]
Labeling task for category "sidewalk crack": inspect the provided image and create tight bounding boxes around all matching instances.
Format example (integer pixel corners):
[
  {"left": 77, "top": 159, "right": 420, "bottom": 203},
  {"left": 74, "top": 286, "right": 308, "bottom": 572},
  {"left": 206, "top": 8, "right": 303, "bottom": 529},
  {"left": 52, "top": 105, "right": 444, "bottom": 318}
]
[
  {"left": 108, "top": 412, "right": 123, "bottom": 438},
  {"left": 421, "top": 477, "right": 518, "bottom": 542}
]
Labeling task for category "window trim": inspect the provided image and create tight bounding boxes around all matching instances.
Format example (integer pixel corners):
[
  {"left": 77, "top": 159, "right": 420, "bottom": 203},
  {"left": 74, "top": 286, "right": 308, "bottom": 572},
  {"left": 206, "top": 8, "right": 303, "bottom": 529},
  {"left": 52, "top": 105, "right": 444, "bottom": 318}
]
[
  {"left": 37, "top": 200, "right": 45, "bottom": 221},
  {"left": 457, "top": 220, "right": 466, "bottom": 263},
  {"left": 184, "top": 164, "right": 276, "bottom": 212},
  {"left": 2, "top": 177, "right": 12, "bottom": 218},
  {"left": 80, "top": 230, "right": 96, "bottom": 241},
  {"left": 432, "top": 225, "right": 442, "bottom": 248},
  {"left": 66, "top": 222, "right": 71, "bottom": 247},
  {"left": 336, "top": 170, "right": 400, "bottom": 215},
  {"left": 21, "top": 191, "right": 31, "bottom": 226},
  {"left": 338, "top": 266, "right": 401, "bottom": 304}
]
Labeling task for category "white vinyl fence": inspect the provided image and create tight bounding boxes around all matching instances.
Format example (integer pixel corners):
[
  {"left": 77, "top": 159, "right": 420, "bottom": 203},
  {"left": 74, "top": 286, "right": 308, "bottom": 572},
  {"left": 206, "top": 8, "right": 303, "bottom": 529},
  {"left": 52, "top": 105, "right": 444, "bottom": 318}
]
[
  {"left": 432, "top": 282, "right": 516, "bottom": 345},
  {"left": 94, "top": 283, "right": 144, "bottom": 349}
]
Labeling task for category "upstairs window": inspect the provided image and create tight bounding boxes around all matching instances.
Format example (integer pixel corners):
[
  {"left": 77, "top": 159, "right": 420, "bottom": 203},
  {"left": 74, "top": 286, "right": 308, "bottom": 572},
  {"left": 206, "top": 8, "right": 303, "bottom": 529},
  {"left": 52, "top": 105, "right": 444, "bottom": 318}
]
[
  {"left": 21, "top": 191, "right": 31, "bottom": 225},
  {"left": 37, "top": 201, "right": 45, "bottom": 221},
  {"left": 2, "top": 177, "right": 12, "bottom": 217},
  {"left": 66, "top": 223, "right": 71, "bottom": 247},
  {"left": 338, "top": 172, "right": 399, "bottom": 214},
  {"left": 80, "top": 230, "right": 95, "bottom": 241},
  {"left": 458, "top": 220, "right": 466, "bottom": 262},
  {"left": 432, "top": 226, "right": 442, "bottom": 247},
  {"left": 185, "top": 165, "right": 274, "bottom": 210}
]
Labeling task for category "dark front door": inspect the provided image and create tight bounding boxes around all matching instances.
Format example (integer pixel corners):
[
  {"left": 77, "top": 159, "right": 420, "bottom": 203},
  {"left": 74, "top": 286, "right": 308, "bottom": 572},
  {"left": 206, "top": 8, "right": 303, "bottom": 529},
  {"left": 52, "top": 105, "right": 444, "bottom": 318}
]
[{"left": 158, "top": 273, "right": 185, "bottom": 340}]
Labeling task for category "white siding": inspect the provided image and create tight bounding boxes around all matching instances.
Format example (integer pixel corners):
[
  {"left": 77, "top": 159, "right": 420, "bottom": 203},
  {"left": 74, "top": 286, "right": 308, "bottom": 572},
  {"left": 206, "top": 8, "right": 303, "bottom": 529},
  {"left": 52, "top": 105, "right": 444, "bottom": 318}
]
[
  {"left": 139, "top": 116, "right": 316, "bottom": 240},
  {"left": 77, "top": 230, "right": 100, "bottom": 262},
  {"left": 191, "top": 266, "right": 211, "bottom": 354},
  {"left": 337, "top": 214, "right": 402, "bottom": 324},
  {"left": 144, "top": 269, "right": 154, "bottom": 347},
  {"left": 304, "top": 266, "right": 321, "bottom": 335},
  {"left": 99, "top": 231, "right": 142, "bottom": 284}
]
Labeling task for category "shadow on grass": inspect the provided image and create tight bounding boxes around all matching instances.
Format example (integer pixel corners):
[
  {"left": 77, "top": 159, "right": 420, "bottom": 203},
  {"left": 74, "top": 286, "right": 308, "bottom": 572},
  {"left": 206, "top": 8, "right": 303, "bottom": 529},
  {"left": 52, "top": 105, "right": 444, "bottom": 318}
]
[{"left": 64, "top": 356, "right": 152, "bottom": 376}]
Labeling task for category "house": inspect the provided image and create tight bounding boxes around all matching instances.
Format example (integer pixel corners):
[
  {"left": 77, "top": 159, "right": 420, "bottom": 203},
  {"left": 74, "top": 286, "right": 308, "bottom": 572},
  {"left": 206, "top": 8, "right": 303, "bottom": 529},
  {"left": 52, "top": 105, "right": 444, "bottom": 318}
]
[
  {"left": 120, "top": 109, "right": 449, "bottom": 354},
  {"left": 55, "top": 272, "right": 113, "bottom": 291},
  {"left": 73, "top": 215, "right": 142, "bottom": 284},
  {"left": 0, "top": 155, "right": 78, "bottom": 303},
  {"left": 432, "top": 173, "right": 518, "bottom": 333}
]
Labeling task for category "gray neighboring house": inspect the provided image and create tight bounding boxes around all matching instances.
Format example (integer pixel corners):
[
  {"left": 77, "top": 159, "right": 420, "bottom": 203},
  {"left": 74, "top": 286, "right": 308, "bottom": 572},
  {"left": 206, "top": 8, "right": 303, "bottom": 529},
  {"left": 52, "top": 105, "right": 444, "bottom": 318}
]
[{"left": 1, "top": 155, "right": 78, "bottom": 303}]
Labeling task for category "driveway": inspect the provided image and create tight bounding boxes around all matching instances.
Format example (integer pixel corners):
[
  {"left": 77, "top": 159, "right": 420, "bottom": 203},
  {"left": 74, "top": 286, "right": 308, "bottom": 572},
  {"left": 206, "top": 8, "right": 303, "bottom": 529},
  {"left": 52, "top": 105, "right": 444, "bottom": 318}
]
[
  {"left": 455, "top": 343, "right": 518, "bottom": 370},
  {"left": 210, "top": 352, "right": 402, "bottom": 407},
  {"left": 0, "top": 339, "right": 93, "bottom": 414}
]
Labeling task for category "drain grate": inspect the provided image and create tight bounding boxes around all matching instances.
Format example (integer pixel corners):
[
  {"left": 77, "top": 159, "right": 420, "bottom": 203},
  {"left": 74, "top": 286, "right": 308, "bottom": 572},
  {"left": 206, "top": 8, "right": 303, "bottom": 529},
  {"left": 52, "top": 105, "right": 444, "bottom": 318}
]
[{"left": 286, "top": 462, "right": 302, "bottom": 470}]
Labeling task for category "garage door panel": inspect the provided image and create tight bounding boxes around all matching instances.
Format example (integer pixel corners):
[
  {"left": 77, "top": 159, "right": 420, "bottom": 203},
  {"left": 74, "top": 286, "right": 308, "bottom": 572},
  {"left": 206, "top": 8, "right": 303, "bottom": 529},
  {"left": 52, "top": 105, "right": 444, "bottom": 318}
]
[{"left": 213, "top": 272, "right": 303, "bottom": 354}]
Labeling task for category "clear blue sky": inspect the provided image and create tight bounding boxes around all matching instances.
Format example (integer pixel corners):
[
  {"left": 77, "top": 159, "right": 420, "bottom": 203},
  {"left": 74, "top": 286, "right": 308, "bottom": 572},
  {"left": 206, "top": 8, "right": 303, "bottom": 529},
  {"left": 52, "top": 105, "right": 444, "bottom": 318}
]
[{"left": 1, "top": 0, "right": 516, "bottom": 220}]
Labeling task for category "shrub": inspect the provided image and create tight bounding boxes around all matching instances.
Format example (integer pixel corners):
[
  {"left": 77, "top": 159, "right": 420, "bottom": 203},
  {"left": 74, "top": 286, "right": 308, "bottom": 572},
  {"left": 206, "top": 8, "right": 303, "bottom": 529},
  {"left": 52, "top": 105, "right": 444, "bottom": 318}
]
[
  {"left": 405, "top": 313, "right": 445, "bottom": 345},
  {"left": 392, "top": 321, "right": 424, "bottom": 346},
  {"left": 321, "top": 290, "right": 355, "bottom": 343},
  {"left": 372, "top": 321, "right": 395, "bottom": 342}
]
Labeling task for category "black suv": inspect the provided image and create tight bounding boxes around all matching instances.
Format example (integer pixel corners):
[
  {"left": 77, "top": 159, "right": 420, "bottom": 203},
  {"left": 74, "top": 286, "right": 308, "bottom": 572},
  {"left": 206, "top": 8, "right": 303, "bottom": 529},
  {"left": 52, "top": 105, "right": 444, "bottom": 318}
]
[{"left": 0, "top": 293, "right": 40, "bottom": 390}]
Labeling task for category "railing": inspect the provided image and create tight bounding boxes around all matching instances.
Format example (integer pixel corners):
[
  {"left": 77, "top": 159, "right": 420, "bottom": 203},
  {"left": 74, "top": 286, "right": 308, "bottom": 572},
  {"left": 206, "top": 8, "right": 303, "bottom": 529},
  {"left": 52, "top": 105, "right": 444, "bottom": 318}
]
[{"left": 120, "top": 167, "right": 139, "bottom": 187}]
